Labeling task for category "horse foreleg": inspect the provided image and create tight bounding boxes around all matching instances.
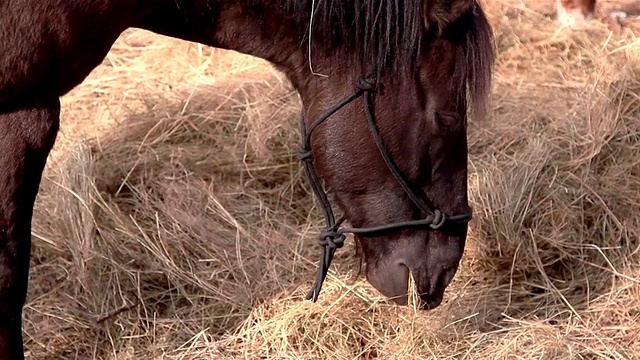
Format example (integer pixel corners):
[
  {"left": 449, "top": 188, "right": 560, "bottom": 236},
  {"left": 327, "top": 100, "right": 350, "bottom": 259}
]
[{"left": 0, "top": 99, "right": 60, "bottom": 360}]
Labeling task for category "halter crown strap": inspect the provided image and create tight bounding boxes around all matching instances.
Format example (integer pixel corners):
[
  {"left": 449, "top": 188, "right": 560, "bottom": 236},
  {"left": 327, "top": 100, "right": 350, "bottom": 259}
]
[{"left": 299, "top": 77, "right": 472, "bottom": 302}]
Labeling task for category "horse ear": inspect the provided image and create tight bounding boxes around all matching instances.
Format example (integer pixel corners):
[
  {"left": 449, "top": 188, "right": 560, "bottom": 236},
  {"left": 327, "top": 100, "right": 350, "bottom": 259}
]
[{"left": 423, "top": 0, "right": 475, "bottom": 33}]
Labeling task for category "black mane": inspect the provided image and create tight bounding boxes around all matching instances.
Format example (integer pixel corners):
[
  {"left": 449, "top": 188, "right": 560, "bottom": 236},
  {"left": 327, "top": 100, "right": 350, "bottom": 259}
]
[
  {"left": 279, "top": 0, "right": 493, "bottom": 119},
  {"left": 234, "top": 0, "right": 493, "bottom": 117},
  {"left": 282, "top": 0, "right": 425, "bottom": 77}
]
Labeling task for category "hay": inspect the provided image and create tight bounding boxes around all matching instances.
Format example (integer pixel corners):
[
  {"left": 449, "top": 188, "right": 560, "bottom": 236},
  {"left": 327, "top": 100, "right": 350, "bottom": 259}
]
[{"left": 21, "top": 2, "right": 640, "bottom": 359}]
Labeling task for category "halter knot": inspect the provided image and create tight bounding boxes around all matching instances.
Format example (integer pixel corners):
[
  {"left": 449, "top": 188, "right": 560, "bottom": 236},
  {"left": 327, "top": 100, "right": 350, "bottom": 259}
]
[
  {"left": 356, "top": 77, "right": 376, "bottom": 92},
  {"left": 318, "top": 231, "right": 345, "bottom": 249},
  {"left": 299, "top": 149, "right": 313, "bottom": 162},
  {"left": 429, "top": 209, "right": 447, "bottom": 230}
]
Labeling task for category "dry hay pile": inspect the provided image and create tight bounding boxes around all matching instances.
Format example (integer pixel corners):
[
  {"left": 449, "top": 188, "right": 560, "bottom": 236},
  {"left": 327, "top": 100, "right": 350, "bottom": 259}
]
[{"left": 22, "top": 1, "right": 640, "bottom": 359}]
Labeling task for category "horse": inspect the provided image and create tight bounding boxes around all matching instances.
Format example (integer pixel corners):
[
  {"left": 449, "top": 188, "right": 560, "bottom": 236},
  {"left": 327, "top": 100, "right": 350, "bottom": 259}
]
[
  {"left": 556, "top": 0, "right": 640, "bottom": 26},
  {"left": 557, "top": 0, "right": 597, "bottom": 24},
  {"left": 0, "top": 0, "right": 494, "bottom": 358}
]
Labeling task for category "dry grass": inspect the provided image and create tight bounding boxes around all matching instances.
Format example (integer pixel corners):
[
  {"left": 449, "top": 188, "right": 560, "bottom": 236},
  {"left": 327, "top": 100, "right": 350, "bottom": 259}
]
[{"left": 21, "top": 1, "right": 640, "bottom": 359}]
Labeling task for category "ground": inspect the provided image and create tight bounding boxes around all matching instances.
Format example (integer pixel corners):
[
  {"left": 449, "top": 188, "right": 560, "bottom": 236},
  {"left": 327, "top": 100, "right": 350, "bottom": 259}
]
[{"left": 22, "top": 1, "right": 640, "bottom": 359}]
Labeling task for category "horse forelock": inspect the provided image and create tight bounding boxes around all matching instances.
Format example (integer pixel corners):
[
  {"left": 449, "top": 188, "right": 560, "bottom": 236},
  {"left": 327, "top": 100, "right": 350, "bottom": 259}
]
[
  {"left": 461, "top": 5, "right": 495, "bottom": 122},
  {"left": 429, "top": 3, "right": 493, "bottom": 124}
]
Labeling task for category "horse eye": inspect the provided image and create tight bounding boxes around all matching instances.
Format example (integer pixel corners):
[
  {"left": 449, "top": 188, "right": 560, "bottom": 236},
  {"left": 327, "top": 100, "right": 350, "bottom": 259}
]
[{"left": 435, "top": 112, "right": 461, "bottom": 129}]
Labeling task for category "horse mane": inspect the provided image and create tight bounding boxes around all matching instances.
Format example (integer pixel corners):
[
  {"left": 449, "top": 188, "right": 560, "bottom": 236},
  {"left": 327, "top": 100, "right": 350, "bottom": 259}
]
[
  {"left": 283, "top": 0, "right": 424, "bottom": 78},
  {"left": 281, "top": 0, "right": 494, "bottom": 119},
  {"left": 223, "top": 0, "right": 494, "bottom": 118}
]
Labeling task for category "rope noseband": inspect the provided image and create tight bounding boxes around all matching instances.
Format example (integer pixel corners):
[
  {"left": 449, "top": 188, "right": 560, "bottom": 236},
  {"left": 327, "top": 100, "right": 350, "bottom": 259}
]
[{"left": 300, "top": 77, "right": 472, "bottom": 302}]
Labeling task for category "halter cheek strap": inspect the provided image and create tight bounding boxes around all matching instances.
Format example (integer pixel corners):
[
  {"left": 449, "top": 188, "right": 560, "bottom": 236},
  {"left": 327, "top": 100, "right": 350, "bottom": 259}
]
[{"left": 299, "top": 77, "right": 472, "bottom": 302}]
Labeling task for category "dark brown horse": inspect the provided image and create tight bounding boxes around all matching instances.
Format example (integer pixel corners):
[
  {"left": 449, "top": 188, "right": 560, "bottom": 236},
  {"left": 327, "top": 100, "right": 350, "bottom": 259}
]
[
  {"left": 0, "top": 0, "right": 494, "bottom": 358},
  {"left": 556, "top": 0, "right": 640, "bottom": 26},
  {"left": 557, "top": 0, "right": 597, "bottom": 24}
]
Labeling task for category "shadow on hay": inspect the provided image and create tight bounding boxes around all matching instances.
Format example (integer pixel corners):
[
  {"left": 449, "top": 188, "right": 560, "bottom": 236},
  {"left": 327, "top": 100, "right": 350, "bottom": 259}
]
[{"left": 24, "top": 79, "right": 359, "bottom": 359}]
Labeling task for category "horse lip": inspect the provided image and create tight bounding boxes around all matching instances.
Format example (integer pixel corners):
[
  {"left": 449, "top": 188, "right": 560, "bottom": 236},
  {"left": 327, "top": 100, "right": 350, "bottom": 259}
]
[
  {"left": 389, "top": 263, "right": 414, "bottom": 306},
  {"left": 421, "top": 293, "right": 444, "bottom": 310},
  {"left": 391, "top": 263, "right": 410, "bottom": 305},
  {"left": 389, "top": 293, "right": 409, "bottom": 305},
  {"left": 366, "top": 262, "right": 410, "bottom": 305}
]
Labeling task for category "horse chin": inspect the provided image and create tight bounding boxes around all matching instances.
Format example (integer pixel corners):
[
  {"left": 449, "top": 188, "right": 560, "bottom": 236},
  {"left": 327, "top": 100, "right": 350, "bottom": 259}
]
[{"left": 365, "top": 261, "right": 410, "bottom": 306}]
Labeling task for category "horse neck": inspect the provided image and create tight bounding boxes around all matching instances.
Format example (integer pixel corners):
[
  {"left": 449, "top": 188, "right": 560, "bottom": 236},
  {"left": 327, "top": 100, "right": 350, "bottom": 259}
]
[
  {"left": 138, "top": 1, "right": 320, "bottom": 90},
  {"left": 213, "top": 3, "right": 312, "bottom": 86}
]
